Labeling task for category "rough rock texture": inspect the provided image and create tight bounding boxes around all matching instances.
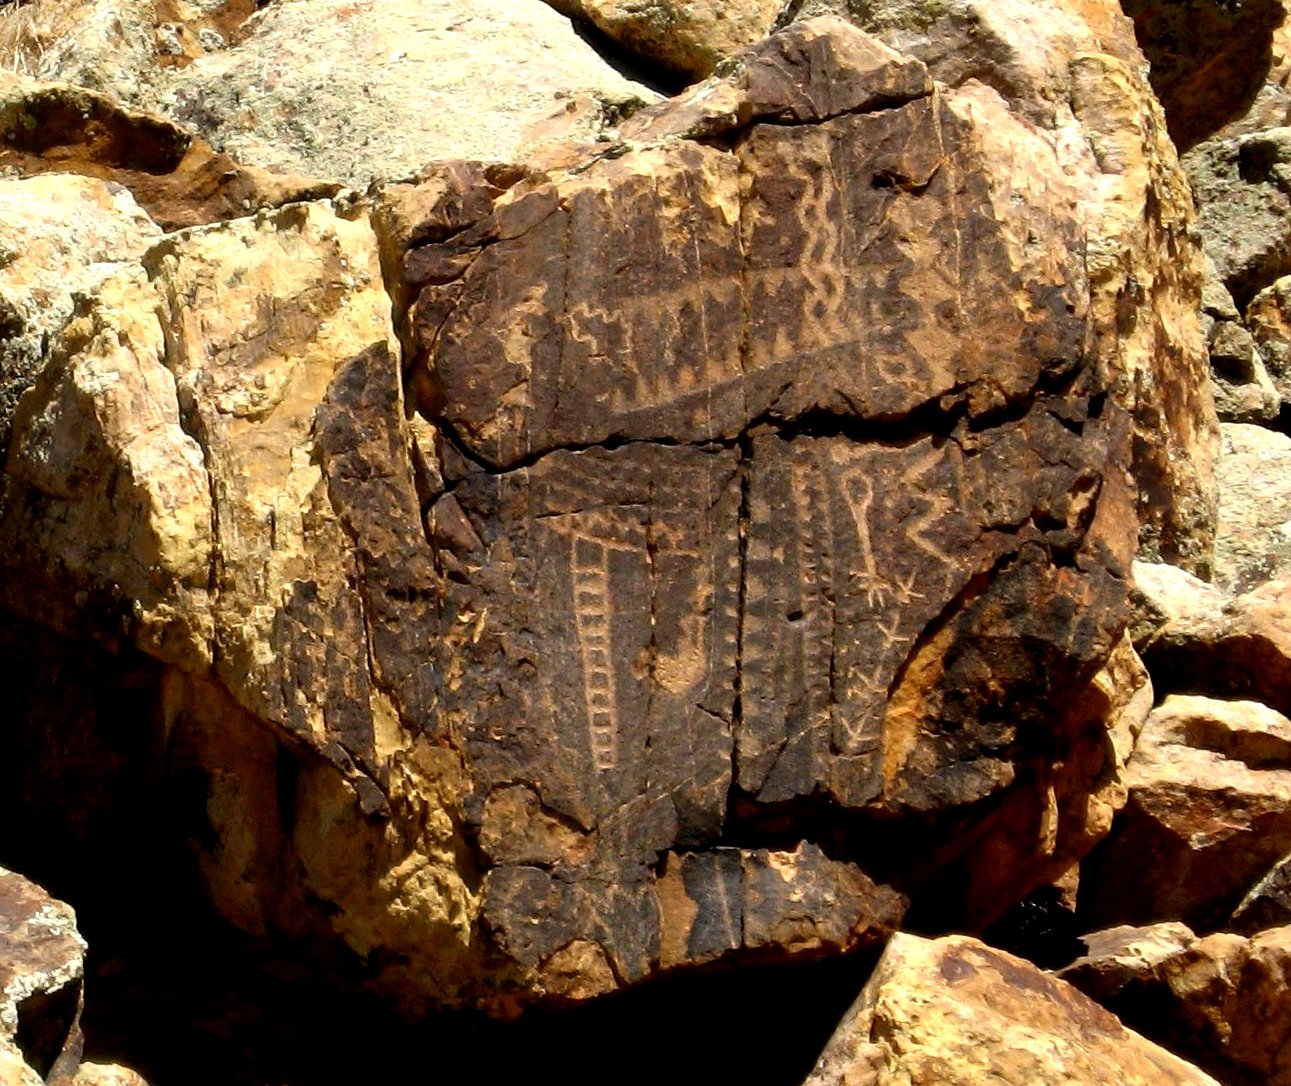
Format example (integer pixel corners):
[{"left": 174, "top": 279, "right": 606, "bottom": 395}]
[
  {"left": 793, "top": 0, "right": 1219, "bottom": 572},
  {"left": 0, "top": 867, "right": 86, "bottom": 1082},
  {"left": 1247, "top": 272, "right": 1291, "bottom": 405},
  {"left": 1172, "top": 7, "right": 1291, "bottom": 418},
  {"left": 1066, "top": 922, "right": 1291, "bottom": 1086},
  {"left": 0, "top": 170, "right": 160, "bottom": 458},
  {"left": 1214, "top": 423, "right": 1291, "bottom": 593},
  {"left": 1080, "top": 694, "right": 1291, "bottom": 931},
  {"left": 803, "top": 932, "right": 1220, "bottom": 1086},
  {"left": 1129, "top": 558, "right": 1225, "bottom": 653},
  {"left": 1118, "top": 0, "right": 1285, "bottom": 152},
  {"left": 396, "top": 20, "right": 1147, "bottom": 940},
  {"left": 0, "top": 15, "right": 1171, "bottom": 1014},
  {"left": 0, "top": 75, "right": 340, "bottom": 231},
  {"left": 0, "top": 0, "right": 659, "bottom": 186},
  {"left": 1185, "top": 128, "right": 1291, "bottom": 311},
  {"left": 1202, "top": 263, "right": 1281, "bottom": 422},
  {"left": 545, "top": 0, "right": 785, "bottom": 80},
  {"left": 1060, "top": 920, "right": 1197, "bottom": 1000},
  {"left": 1138, "top": 573, "right": 1291, "bottom": 712}
]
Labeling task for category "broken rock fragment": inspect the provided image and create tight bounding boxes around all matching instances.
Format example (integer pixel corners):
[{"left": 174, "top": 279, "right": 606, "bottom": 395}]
[
  {"left": 1080, "top": 694, "right": 1291, "bottom": 931},
  {"left": 1065, "top": 922, "right": 1291, "bottom": 1086},
  {"left": 0, "top": 867, "right": 86, "bottom": 1082},
  {"left": 804, "top": 932, "right": 1221, "bottom": 1086}
]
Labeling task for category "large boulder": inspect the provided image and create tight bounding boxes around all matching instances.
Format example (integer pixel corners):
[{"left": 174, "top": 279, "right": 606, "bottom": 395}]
[
  {"left": 0, "top": 13, "right": 1210, "bottom": 1014},
  {"left": 804, "top": 932, "right": 1220, "bottom": 1086}
]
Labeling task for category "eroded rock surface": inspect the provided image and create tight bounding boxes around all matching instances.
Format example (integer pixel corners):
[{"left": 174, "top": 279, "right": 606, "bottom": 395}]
[
  {"left": 546, "top": 0, "right": 785, "bottom": 80},
  {"left": 1214, "top": 423, "right": 1291, "bottom": 593},
  {"left": 0, "top": 13, "right": 1215, "bottom": 1016},
  {"left": 1066, "top": 922, "right": 1291, "bottom": 1086},
  {"left": 1080, "top": 694, "right": 1291, "bottom": 931},
  {"left": 0, "top": 0, "right": 659, "bottom": 186},
  {"left": 0, "top": 75, "right": 339, "bottom": 231},
  {"left": 804, "top": 932, "right": 1221, "bottom": 1086},
  {"left": 0, "top": 867, "right": 85, "bottom": 1082},
  {"left": 0, "top": 171, "right": 160, "bottom": 456}
]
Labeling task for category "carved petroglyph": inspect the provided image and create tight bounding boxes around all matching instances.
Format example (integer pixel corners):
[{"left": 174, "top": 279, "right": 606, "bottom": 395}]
[
  {"left": 538, "top": 512, "right": 645, "bottom": 774},
  {"left": 572, "top": 536, "right": 619, "bottom": 771},
  {"left": 740, "top": 432, "right": 984, "bottom": 796}
]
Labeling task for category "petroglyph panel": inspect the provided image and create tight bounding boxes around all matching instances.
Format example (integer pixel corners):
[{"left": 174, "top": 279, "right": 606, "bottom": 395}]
[
  {"left": 407, "top": 77, "right": 1088, "bottom": 470},
  {"left": 740, "top": 432, "right": 975, "bottom": 807},
  {"left": 738, "top": 388, "right": 1133, "bottom": 813},
  {"left": 440, "top": 443, "right": 741, "bottom": 861},
  {"left": 737, "top": 92, "right": 1089, "bottom": 424},
  {"left": 412, "top": 143, "right": 747, "bottom": 467}
]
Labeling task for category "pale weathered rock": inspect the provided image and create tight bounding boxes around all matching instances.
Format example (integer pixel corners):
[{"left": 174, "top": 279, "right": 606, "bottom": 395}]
[
  {"left": 1214, "top": 423, "right": 1291, "bottom": 594},
  {"left": 0, "top": 868, "right": 86, "bottom": 1081},
  {"left": 1128, "top": 559, "right": 1226, "bottom": 654},
  {"left": 0, "top": 0, "right": 162, "bottom": 104},
  {"left": 1140, "top": 572, "right": 1291, "bottom": 713},
  {"left": 0, "top": 15, "right": 1198, "bottom": 1012},
  {"left": 1080, "top": 694, "right": 1291, "bottom": 931},
  {"left": 0, "top": 0, "right": 660, "bottom": 186},
  {"left": 1247, "top": 272, "right": 1291, "bottom": 404},
  {"left": 804, "top": 932, "right": 1220, "bottom": 1086},
  {"left": 547, "top": 0, "right": 784, "bottom": 79},
  {"left": 0, "top": 170, "right": 160, "bottom": 457},
  {"left": 1066, "top": 923, "right": 1291, "bottom": 1086},
  {"left": 0, "top": 75, "right": 339, "bottom": 230}
]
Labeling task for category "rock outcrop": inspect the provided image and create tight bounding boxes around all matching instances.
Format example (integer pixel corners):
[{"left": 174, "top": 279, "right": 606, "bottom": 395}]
[
  {"left": 0, "top": 9, "right": 1244, "bottom": 1086},
  {"left": 0, "top": 0, "right": 659, "bottom": 186},
  {"left": 0, "top": 13, "right": 1183, "bottom": 1013},
  {"left": 1065, "top": 922, "right": 1291, "bottom": 1086},
  {"left": 804, "top": 932, "right": 1220, "bottom": 1085},
  {"left": 1079, "top": 694, "right": 1291, "bottom": 932}
]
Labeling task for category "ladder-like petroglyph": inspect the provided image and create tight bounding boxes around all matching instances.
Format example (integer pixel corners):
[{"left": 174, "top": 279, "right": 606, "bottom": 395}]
[{"left": 571, "top": 535, "right": 619, "bottom": 771}]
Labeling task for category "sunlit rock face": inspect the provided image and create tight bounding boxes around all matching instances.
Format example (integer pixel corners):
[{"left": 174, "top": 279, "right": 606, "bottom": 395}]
[{"left": 0, "top": 8, "right": 1218, "bottom": 1016}]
